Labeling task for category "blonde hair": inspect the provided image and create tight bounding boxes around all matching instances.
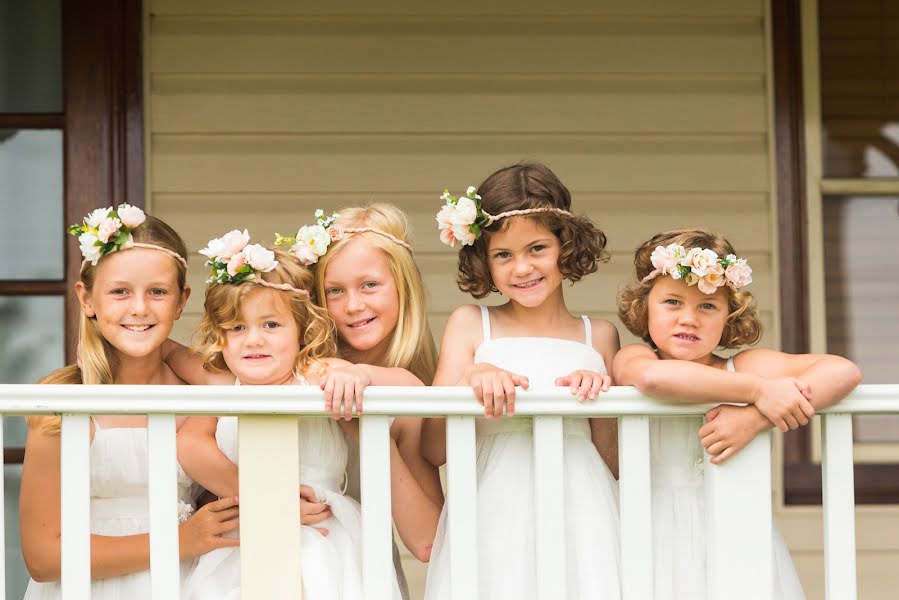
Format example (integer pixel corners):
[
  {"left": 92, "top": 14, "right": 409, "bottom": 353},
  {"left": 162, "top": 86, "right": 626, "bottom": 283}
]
[
  {"left": 29, "top": 215, "right": 189, "bottom": 434},
  {"left": 313, "top": 204, "right": 437, "bottom": 384},
  {"left": 194, "top": 249, "right": 336, "bottom": 376},
  {"left": 618, "top": 228, "right": 762, "bottom": 349}
]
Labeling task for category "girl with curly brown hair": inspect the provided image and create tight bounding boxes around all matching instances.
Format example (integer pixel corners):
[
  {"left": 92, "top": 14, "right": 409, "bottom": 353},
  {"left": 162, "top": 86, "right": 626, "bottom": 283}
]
[
  {"left": 422, "top": 162, "right": 622, "bottom": 600},
  {"left": 613, "top": 227, "right": 861, "bottom": 599}
]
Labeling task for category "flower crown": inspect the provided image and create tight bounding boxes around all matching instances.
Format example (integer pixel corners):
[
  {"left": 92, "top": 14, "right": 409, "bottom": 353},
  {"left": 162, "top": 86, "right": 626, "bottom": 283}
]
[
  {"left": 642, "top": 244, "right": 753, "bottom": 294},
  {"left": 68, "top": 204, "right": 187, "bottom": 268},
  {"left": 200, "top": 229, "right": 308, "bottom": 297},
  {"left": 276, "top": 209, "right": 413, "bottom": 266},
  {"left": 436, "top": 186, "right": 572, "bottom": 247}
]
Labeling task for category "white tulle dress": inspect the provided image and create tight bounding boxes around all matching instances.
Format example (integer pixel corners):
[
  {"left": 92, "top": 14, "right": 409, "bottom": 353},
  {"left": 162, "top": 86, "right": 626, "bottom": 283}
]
[
  {"left": 650, "top": 356, "right": 805, "bottom": 599},
  {"left": 425, "top": 306, "right": 622, "bottom": 600},
  {"left": 183, "top": 379, "right": 403, "bottom": 600},
  {"left": 23, "top": 418, "right": 200, "bottom": 600}
]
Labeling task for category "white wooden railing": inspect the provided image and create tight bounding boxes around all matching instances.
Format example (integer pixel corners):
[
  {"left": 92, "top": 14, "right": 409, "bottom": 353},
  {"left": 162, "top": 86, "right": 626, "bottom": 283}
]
[{"left": 1, "top": 384, "right": 897, "bottom": 600}]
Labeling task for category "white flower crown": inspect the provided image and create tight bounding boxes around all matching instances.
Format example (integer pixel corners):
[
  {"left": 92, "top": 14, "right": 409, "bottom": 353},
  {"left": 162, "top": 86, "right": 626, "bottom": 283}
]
[
  {"left": 199, "top": 229, "right": 278, "bottom": 285},
  {"left": 643, "top": 244, "right": 753, "bottom": 294},
  {"left": 274, "top": 209, "right": 341, "bottom": 266},
  {"left": 68, "top": 204, "right": 147, "bottom": 265}
]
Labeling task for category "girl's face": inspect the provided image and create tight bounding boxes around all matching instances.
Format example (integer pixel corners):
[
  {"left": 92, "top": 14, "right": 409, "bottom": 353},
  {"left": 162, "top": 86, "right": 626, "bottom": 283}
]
[
  {"left": 486, "top": 217, "right": 562, "bottom": 307},
  {"left": 76, "top": 248, "right": 188, "bottom": 359},
  {"left": 221, "top": 288, "right": 300, "bottom": 385},
  {"left": 322, "top": 236, "right": 399, "bottom": 363},
  {"left": 646, "top": 276, "right": 729, "bottom": 364}
]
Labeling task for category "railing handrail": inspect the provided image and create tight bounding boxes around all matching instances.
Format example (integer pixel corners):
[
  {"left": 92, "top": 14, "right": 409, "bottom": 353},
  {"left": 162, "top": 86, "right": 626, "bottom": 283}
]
[{"left": 0, "top": 383, "right": 896, "bottom": 415}]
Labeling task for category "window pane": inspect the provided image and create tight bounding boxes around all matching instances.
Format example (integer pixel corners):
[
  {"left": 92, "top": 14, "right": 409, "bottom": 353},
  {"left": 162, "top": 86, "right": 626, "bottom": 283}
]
[
  {"left": 0, "top": 0, "right": 62, "bottom": 113},
  {"left": 819, "top": 2, "right": 899, "bottom": 178},
  {"left": 823, "top": 195, "right": 899, "bottom": 442},
  {"left": 0, "top": 130, "right": 63, "bottom": 279}
]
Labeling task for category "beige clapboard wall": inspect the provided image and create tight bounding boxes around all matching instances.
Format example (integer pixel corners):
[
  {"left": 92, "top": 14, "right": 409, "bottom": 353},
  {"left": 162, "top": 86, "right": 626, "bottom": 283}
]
[{"left": 143, "top": 1, "right": 896, "bottom": 598}]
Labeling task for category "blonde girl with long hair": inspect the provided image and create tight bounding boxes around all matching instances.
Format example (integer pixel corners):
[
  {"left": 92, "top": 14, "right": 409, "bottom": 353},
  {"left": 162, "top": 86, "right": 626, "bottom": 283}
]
[{"left": 21, "top": 207, "right": 239, "bottom": 600}]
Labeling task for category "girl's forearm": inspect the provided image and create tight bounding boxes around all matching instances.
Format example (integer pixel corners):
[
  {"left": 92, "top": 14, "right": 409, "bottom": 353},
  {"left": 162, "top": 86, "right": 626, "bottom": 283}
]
[
  {"left": 628, "top": 359, "right": 763, "bottom": 406},
  {"left": 420, "top": 418, "right": 447, "bottom": 467},
  {"left": 394, "top": 420, "right": 444, "bottom": 506},
  {"left": 179, "top": 442, "right": 239, "bottom": 498},
  {"left": 798, "top": 358, "right": 863, "bottom": 409},
  {"left": 355, "top": 364, "right": 423, "bottom": 387},
  {"left": 389, "top": 442, "right": 441, "bottom": 562},
  {"left": 29, "top": 533, "right": 151, "bottom": 582}
]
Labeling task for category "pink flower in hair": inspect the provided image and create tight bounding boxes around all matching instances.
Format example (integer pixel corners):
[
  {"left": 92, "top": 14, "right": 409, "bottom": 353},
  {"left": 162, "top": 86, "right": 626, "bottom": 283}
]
[
  {"left": 436, "top": 204, "right": 457, "bottom": 247},
  {"left": 97, "top": 217, "right": 122, "bottom": 244},
  {"left": 220, "top": 229, "right": 251, "bottom": 260},
  {"left": 117, "top": 203, "right": 146, "bottom": 229},
  {"left": 290, "top": 240, "right": 320, "bottom": 266},
  {"left": 650, "top": 245, "right": 680, "bottom": 275},
  {"left": 226, "top": 252, "right": 246, "bottom": 277},
  {"left": 328, "top": 225, "right": 344, "bottom": 241},
  {"left": 725, "top": 261, "right": 753, "bottom": 289},
  {"left": 684, "top": 248, "right": 719, "bottom": 277},
  {"left": 452, "top": 223, "right": 476, "bottom": 246},
  {"left": 698, "top": 271, "right": 726, "bottom": 295}
]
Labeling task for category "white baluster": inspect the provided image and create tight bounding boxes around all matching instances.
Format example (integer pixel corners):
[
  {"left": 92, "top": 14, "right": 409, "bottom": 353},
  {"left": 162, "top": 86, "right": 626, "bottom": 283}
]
[
  {"left": 619, "top": 416, "right": 653, "bottom": 600},
  {"left": 360, "top": 415, "right": 393, "bottom": 600},
  {"left": 0, "top": 415, "right": 5, "bottom": 596},
  {"left": 446, "top": 416, "right": 478, "bottom": 600},
  {"left": 822, "top": 413, "right": 857, "bottom": 600},
  {"left": 61, "top": 414, "right": 91, "bottom": 599},
  {"left": 147, "top": 414, "right": 180, "bottom": 599},
  {"left": 705, "top": 430, "right": 772, "bottom": 599},
  {"left": 533, "top": 416, "right": 565, "bottom": 599}
]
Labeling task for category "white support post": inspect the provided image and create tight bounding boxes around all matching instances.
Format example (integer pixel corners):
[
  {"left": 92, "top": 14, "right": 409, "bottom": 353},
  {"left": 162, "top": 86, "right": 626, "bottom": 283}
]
[
  {"left": 360, "top": 416, "right": 393, "bottom": 600},
  {"left": 705, "top": 430, "right": 772, "bottom": 600},
  {"left": 147, "top": 414, "right": 180, "bottom": 599},
  {"left": 238, "top": 415, "right": 301, "bottom": 599},
  {"left": 822, "top": 413, "right": 857, "bottom": 600},
  {"left": 533, "top": 416, "right": 566, "bottom": 599},
  {"left": 0, "top": 415, "right": 5, "bottom": 596},
  {"left": 446, "top": 416, "right": 478, "bottom": 600},
  {"left": 61, "top": 414, "right": 91, "bottom": 600},
  {"left": 618, "top": 416, "right": 653, "bottom": 600}
]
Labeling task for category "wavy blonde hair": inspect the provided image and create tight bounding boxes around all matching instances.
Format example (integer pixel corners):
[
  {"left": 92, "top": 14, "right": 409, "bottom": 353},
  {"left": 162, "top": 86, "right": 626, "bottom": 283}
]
[
  {"left": 313, "top": 204, "right": 437, "bottom": 384},
  {"left": 618, "top": 228, "right": 762, "bottom": 349},
  {"left": 194, "top": 249, "right": 336, "bottom": 376},
  {"left": 30, "top": 216, "right": 189, "bottom": 434}
]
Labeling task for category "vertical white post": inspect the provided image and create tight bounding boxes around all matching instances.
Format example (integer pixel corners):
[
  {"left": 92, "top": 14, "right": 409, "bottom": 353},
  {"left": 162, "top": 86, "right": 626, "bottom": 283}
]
[
  {"left": 618, "top": 416, "right": 653, "bottom": 600},
  {"left": 822, "top": 413, "right": 857, "bottom": 600},
  {"left": 445, "top": 416, "right": 478, "bottom": 600},
  {"left": 705, "top": 430, "right": 772, "bottom": 600},
  {"left": 238, "top": 416, "right": 301, "bottom": 599},
  {"left": 360, "top": 416, "right": 393, "bottom": 600},
  {"left": 60, "top": 414, "right": 91, "bottom": 599},
  {"left": 533, "top": 416, "right": 565, "bottom": 599},
  {"left": 147, "top": 414, "right": 180, "bottom": 599},
  {"left": 0, "top": 415, "right": 6, "bottom": 597}
]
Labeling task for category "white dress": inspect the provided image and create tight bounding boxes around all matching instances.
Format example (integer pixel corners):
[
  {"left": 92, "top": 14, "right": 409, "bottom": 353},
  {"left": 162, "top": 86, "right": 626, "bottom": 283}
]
[
  {"left": 183, "top": 379, "right": 403, "bottom": 600},
  {"left": 24, "top": 418, "right": 200, "bottom": 599},
  {"left": 425, "top": 306, "right": 622, "bottom": 600},
  {"left": 650, "top": 357, "right": 805, "bottom": 599}
]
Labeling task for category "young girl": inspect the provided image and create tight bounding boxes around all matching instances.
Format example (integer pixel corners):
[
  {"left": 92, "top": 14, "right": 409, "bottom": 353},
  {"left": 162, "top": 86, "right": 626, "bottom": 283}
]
[
  {"left": 613, "top": 228, "right": 862, "bottom": 599},
  {"left": 421, "top": 163, "right": 622, "bottom": 600},
  {"left": 174, "top": 231, "right": 403, "bottom": 599},
  {"left": 21, "top": 207, "right": 239, "bottom": 599}
]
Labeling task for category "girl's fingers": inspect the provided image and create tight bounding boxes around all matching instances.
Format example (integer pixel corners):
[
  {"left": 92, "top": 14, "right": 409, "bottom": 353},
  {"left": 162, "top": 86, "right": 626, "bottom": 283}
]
[
  {"left": 212, "top": 507, "right": 240, "bottom": 522},
  {"left": 299, "top": 485, "right": 318, "bottom": 503},
  {"left": 587, "top": 377, "right": 603, "bottom": 401},
  {"left": 331, "top": 380, "right": 344, "bottom": 420},
  {"left": 555, "top": 376, "right": 570, "bottom": 387},
  {"left": 472, "top": 378, "right": 485, "bottom": 406},
  {"left": 698, "top": 422, "right": 715, "bottom": 438},
  {"left": 492, "top": 379, "right": 505, "bottom": 417},
  {"left": 707, "top": 440, "right": 727, "bottom": 455},
  {"left": 481, "top": 379, "right": 494, "bottom": 416},
  {"left": 784, "top": 413, "right": 800, "bottom": 431},
  {"left": 600, "top": 375, "right": 611, "bottom": 392},
  {"left": 214, "top": 518, "right": 241, "bottom": 535},
  {"left": 799, "top": 398, "right": 815, "bottom": 421},
  {"left": 323, "top": 377, "right": 335, "bottom": 412},
  {"left": 705, "top": 407, "right": 721, "bottom": 422},
  {"left": 700, "top": 432, "right": 721, "bottom": 450},
  {"left": 710, "top": 446, "right": 736, "bottom": 465},
  {"left": 576, "top": 378, "right": 591, "bottom": 402},
  {"left": 207, "top": 496, "right": 239, "bottom": 512},
  {"left": 313, "top": 527, "right": 330, "bottom": 537},
  {"left": 343, "top": 383, "right": 354, "bottom": 421},
  {"left": 214, "top": 537, "right": 241, "bottom": 549},
  {"left": 502, "top": 376, "right": 516, "bottom": 416},
  {"left": 355, "top": 381, "right": 364, "bottom": 416},
  {"left": 569, "top": 372, "right": 583, "bottom": 395}
]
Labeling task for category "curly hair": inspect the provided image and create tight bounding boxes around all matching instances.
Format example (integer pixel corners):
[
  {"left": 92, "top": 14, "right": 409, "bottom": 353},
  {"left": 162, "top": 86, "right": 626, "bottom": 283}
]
[
  {"left": 457, "top": 162, "right": 609, "bottom": 298},
  {"left": 617, "top": 228, "right": 762, "bottom": 349},
  {"left": 194, "top": 249, "right": 336, "bottom": 375}
]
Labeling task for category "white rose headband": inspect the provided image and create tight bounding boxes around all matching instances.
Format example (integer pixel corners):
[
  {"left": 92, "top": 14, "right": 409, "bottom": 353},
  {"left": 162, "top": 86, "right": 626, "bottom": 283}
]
[
  {"left": 641, "top": 243, "right": 753, "bottom": 294},
  {"left": 275, "top": 209, "right": 413, "bottom": 266},
  {"left": 199, "top": 229, "right": 310, "bottom": 298},
  {"left": 436, "top": 186, "right": 572, "bottom": 247},
  {"left": 69, "top": 204, "right": 188, "bottom": 270}
]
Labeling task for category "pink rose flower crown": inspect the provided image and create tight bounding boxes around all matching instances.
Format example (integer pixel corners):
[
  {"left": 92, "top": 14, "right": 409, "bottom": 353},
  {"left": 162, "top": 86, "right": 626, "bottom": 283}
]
[{"left": 641, "top": 243, "right": 753, "bottom": 294}]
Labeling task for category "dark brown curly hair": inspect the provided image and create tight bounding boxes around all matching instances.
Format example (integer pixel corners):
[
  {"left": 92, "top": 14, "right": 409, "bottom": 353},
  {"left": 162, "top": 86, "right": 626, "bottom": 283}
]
[
  {"left": 617, "top": 228, "right": 762, "bottom": 349},
  {"left": 457, "top": 162, "right": 609, "bottom": 298}
]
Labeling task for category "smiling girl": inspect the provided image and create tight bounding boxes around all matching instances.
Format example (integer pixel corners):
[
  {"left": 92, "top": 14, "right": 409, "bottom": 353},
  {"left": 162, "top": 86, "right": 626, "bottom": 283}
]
[{"left": 613, "top": 228, "right": 861, "bottom": 599}]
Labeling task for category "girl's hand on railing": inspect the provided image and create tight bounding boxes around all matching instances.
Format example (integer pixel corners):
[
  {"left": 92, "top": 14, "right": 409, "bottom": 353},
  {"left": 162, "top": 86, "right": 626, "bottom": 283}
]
[
  {"left": 464, "top": 363, "right": 529, "bottom": 417},
  {"left": 321, "top": 363, "right": 371, "bottom": 421},
  {"left": 178, "top": 496, "right": 240, "bottom": 559},
  {"left": 752, "top": 377, "right": 815, "bottom": 432},
  {"left": 555, "top": 370, "right": 611, "bottom": 402},
  {"left": 300, "top": 485, "right": 331, "bottom": 536},
  {"left": 699, "top": 405, "right": 771, "bottom": 464}
]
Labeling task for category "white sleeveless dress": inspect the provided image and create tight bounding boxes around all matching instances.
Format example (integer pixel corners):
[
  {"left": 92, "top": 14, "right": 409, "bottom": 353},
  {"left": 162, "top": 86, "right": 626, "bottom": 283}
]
[
  {"left": 23, "top": 419, "right": 200, "bottom": 599},
  {"left": 183, "top": 379, "right": 403, "bottom": 600},
  {"left": 651, "top": 356, "right": 805, "bottom": 599},
  {"left": 424, "top": 306, "right": 622, "bottom": 600}
]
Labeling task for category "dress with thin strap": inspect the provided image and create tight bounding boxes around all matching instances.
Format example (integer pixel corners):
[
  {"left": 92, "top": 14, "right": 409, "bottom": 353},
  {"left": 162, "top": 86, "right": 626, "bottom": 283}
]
[
  {"left": 183, "top": 377, "right": 403, "bottom": 600},
  {"left": 424, "top": 306, "right": 622, "bottom": 600},
  {"left": 650, "top": 356, "right": 805, "bottom": 599},
  {"left": 23, "top": 418, "right": 200, "bottom": 600}
]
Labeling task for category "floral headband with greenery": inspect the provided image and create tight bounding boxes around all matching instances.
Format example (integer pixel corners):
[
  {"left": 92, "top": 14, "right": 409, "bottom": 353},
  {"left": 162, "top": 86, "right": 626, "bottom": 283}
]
[
  {"left": 276, "top": 209, "right": 413, "bottom": 266},
  {"left": 436, "top": 186, "right": 572, "bottom": 247},
  {"left": 68, "top": 204, "right": 187, "bottom": 269},
  {"left": 642, "top": 244, "right": 753, "bottom": 294},
  {"left": 200, "top": 229, "right": 309, "bottom": 297}
]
